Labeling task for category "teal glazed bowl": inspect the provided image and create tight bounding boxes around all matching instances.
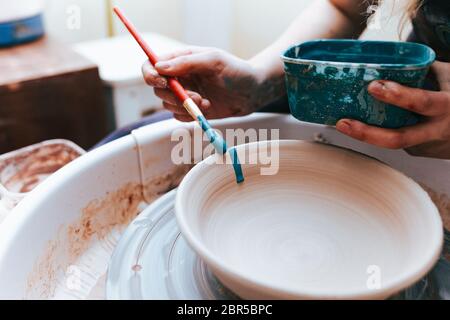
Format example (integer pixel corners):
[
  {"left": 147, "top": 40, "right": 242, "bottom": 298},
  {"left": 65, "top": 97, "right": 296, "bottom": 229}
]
[{"left": 282, "top": 40, "right": 436, "bottom": 128}]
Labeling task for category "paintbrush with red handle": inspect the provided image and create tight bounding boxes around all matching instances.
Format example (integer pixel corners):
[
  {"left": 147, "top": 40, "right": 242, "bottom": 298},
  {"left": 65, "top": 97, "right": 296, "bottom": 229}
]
[{"left": 113, "top": 6, "right": 244, "bottom": 183}]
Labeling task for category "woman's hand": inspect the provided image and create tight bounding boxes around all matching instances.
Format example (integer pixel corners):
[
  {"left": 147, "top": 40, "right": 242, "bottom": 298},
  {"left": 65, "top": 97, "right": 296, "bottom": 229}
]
[
  {"left": 142, "top": 46, "right": 276, "bottom": 122},
  {"left": 336, "top": 61, "right": 450, "bottom": 159}
]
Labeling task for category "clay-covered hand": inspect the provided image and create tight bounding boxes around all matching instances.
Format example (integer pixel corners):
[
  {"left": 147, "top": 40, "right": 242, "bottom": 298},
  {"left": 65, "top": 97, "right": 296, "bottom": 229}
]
[
  {"left": 141, "top": 46, "right": 265, "bottom": 122},
  {"left": 336, "top": 61, "right": 450, "bottom": 159}
]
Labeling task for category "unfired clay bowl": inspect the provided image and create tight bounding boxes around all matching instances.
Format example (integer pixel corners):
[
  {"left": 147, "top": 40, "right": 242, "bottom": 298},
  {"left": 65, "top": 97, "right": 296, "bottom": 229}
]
[{"left": 175, "top": 140, "right": 443, "bottom": 300}]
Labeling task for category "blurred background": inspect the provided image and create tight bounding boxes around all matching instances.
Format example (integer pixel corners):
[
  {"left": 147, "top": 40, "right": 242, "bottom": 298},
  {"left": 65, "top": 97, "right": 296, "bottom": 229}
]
[
  {"left": 45, "top": 0, "right": 410, "bottom": 57},
  {"left": 0, "top": 0, "right": 411, "bottom": 154}
]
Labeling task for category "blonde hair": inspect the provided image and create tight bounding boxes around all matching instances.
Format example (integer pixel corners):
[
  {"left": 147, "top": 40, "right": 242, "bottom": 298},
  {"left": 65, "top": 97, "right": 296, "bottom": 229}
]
[
  {"left": 399, "top": 0, "right": 424, "bottom": 38},
  {"left": 406, "top": 0, "right": 423, "bottom": 18}
]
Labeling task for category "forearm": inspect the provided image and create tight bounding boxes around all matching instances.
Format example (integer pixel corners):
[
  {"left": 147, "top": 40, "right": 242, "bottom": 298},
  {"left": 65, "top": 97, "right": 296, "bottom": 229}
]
[{"left": 249, "top": 0, "right": 373, "bottom": 103}]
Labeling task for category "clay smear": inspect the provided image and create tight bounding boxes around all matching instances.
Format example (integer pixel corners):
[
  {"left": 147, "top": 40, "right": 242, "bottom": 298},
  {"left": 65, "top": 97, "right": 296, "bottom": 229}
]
[
  {"left": 143, "top": 164, "right": 193, "bottom": 202},
  {"left": 25, "top": 165, "right": 191, "bottom": 299},
  {"left": 421, "top": 184, "right": 450, "bottom": 232},
  {"left": 26, "top": 182, "right": 143, "bottom": 299},
  {"left": 1, "top": 144, "right": 81, "bottom": 193}
]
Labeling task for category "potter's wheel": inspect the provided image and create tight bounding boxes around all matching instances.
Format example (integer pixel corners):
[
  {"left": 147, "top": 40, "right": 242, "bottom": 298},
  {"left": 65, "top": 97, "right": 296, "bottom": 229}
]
[
  {"left": 106, "top": 190, "right": 238, "bottom": 299},
  {"left": 107, "top": 190, "right": 450, "bottom": 300}
]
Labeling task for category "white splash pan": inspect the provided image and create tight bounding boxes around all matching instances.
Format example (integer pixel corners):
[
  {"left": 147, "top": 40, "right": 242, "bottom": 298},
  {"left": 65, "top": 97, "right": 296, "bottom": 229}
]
[{"left": 0, "top": 113, "right": 449, "bottom": 299}]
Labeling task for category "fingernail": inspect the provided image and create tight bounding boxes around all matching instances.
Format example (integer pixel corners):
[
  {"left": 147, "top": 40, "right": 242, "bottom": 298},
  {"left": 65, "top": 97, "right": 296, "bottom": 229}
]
[
  {"left": 337, "top": 120, "right": 352, "bottom": 134},
  {"left": 369, "top": 81, "right": 386, "bottom": 95},
  {"left": 157, "top": 77, "right": 167, "bottom": 88},
  {"left": 156, "top": 62, "right": 171, "bottom": 70},
  {"left": 201, "top": 99, "right": 211, "bottom": 110}
]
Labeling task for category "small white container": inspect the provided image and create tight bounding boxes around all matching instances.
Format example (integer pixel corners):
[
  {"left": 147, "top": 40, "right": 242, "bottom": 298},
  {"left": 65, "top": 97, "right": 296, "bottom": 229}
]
[{"left": 0, "top": 139, "right": 85, "bottom": 222}]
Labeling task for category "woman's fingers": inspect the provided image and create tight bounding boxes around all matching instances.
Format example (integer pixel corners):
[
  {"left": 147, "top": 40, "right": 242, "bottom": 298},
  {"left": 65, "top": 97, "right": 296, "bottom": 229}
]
[
  {"left": 154, "top": 88, "right": 183, "bottom": 106},
  {"left": 156, "top": 89, "right": 211, "bottom": 115},
  {"left": 154, "top": 88, "right": 208, "bottom": 107},
  {"left": 166, "top": 99, "right": 212, "bottom": 122},
  {"left": 157, "top": 46, "right": 203, "bottom": 61},
  {"left": 368, "top": 80, "right": 449, "bottom": 116},
  {"left": 339, "top": 76, "right": 450, "bottom": 150},
  {"left": 142, "top": 60, "right": 167, "bottom": 88},
  {"left": 430, "top": 61, "right": 450, "bottom": 91},
  {"left": 155, "top": 51, "right": 226, "bottom": 76},
  {"left": 162, "top": 101, "right": 191, "bottom": 116},
  {"left": 336, "top": 119, "right": 442, "bottom": 149},
  {"left": 174, "top": 113, "right": 195, "bottom": 122},
  {"left": 141, "top": 47, "right": 206, "bottom": 88}
]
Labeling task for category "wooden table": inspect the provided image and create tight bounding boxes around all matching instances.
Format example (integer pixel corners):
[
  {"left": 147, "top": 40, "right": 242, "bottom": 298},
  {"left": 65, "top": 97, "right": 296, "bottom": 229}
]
[{"left": 0, "top": 37, "right": 109, "bottom": 154}]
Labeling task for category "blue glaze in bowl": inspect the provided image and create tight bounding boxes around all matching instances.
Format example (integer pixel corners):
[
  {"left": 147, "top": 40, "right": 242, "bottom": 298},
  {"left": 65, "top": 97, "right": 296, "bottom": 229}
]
[{"left": 282, "top": 40, "right": 436, "bottom": 128}]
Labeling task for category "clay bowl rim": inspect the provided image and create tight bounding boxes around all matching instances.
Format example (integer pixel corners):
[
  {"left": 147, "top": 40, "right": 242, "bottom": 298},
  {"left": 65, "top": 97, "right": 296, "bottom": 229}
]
[
  {"left": 175, "top": 140, "right": 443, "bottom": 299},
  {"left": 281, "top": 39, "right": 436, "bottom": 71}
]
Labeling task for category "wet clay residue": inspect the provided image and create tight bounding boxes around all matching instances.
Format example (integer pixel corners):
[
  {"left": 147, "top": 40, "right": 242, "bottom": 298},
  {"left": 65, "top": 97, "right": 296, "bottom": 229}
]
[
  {"left": 143, "top": 164, "right": 193, "bottom": 202},
  {"left": 25, "top": 232, "right": 61, "bottom": 299},
  {"left": 1, "top": 144, "right": 81, "bottom": 193},
  {"left": 421, "top": 184, "right": 450, "bottom": 232},
  {"left": 26, "top": 182, "right": 144, "bottom": 299},
  {"left": 25, "top": 165, "right": 193, "bottom": 299},
  {"left": 66, "top": 182, "right": 144, "bottom": 260}
]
